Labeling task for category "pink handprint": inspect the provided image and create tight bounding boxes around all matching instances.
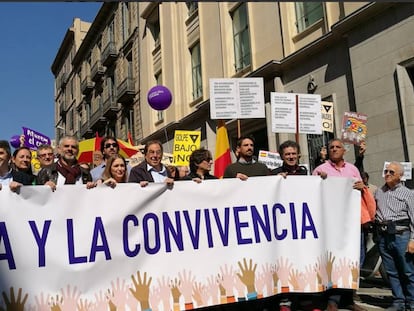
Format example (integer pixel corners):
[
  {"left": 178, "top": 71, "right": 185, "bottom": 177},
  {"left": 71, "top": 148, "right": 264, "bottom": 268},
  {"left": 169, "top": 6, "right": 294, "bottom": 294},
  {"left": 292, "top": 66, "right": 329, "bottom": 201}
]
[
  {"left": 91, "top": 290, "right": 108, "bottom": 311},
  {"left": 275, "top": 257, "right": 293, "bottom": 288},
  {"left": 234, "top": 274, "right": 246, "bottom": 299},
  {"left": 192, "top": 282, "right": 207, "bottom": 307},
  {"left": 126, "top": 290, "right": 139, "bottom": 311},
  {"left": 303, "top": 264, "right": 318, "bottom": 291},
  {"left": 260, "top": 263, "right": 274, "bottom": 296},
  {"left": 337, "top": 257, "right": 352, "bottom": 288},
  {"left": 218, "top": 264, "right": 236, "bottom": 297},
  {"left": 149, "top": 287, "right": 161, "bottom": 311},
  {"left": 107, "top": 278, "right": 128, "bottom": 311},
  {"left": 60, "top": 285, "right": 80, "bottom": 311},
  {"left": 77, "top": 298, "right": 92, "bottom": 311},
  {"left": 34, "top": 292, "right": 50, "bottom": 311},
  {"left": 157, "top": 276, "right": 172, "bottom": 311},
  {"left": 205, "top": 275, "right": 219, "bottom": 304},
  {"left": 178, "top": 269, "right": 196, "bottom": 303},
  {"left": 255, "top": 272, "right": 266, "bottom": 296}
]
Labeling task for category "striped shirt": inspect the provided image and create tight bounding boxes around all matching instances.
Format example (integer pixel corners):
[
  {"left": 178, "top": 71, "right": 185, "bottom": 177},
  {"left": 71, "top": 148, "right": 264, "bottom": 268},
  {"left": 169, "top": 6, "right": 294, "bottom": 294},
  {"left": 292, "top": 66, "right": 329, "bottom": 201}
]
[{"left": 375, "top": 182, "right": 414, "bottom": 239}]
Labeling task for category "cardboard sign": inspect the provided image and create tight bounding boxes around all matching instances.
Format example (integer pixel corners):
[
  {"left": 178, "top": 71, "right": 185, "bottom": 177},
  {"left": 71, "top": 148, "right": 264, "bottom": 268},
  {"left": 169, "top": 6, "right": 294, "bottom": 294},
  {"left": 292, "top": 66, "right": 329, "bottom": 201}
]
[
  {"left": 173, "top": 130, "right": 201, "bottom": 165},
  {"left": 340, "top": 112, "right": 367, "bottom": 146}
]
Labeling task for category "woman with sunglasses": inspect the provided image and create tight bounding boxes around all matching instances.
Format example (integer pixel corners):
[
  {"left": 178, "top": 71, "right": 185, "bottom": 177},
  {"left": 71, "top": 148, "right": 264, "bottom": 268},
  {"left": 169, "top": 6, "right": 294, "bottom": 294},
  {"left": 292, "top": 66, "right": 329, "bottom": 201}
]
[{"left": 187, "top": 148, "right": 217, "bottom": 183}]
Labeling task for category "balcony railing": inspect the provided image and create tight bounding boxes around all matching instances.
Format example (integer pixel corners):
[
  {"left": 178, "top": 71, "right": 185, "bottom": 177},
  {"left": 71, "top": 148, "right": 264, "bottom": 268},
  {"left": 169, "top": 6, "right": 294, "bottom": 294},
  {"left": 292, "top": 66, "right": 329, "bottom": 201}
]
[
  {"left": 60, "top": 73, "right": 69, "bottom": 89},
  {"left": 80, "top": 120, "right": 91, "bottom": 136},
  {"left": 102, "top": 89, "right": 119, "bottom": 118},
  {"left": 117, "top": 77, "right": 136, "bottom": 104},
  {"left": 91, "top": 61, "right": 105, "bottom": 82},
  {"left": 80, "top": 76, "right": 95, "bottom": 95},
  {"left": 89, "top": 106, "right": 106, "bottom": 128},
  {"left": 102, "top": 41, "right": 117, "bottom": 66}
]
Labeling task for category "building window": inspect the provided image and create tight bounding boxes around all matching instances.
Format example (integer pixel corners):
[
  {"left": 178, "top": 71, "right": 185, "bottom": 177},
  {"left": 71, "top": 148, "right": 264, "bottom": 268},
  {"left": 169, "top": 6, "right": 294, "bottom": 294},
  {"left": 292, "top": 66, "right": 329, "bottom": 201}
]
[
  {"left": 146, "top": 6, "right": 160, "bottom": 49},
  {"left": 232, "top": 3, "right": 251, "bottom": 72},
  {"left": 295, "top": 2, "right": 323, "bottom": 33},
  {"left": 68, "top": 109, "right": 74, "bottom": 131},
  {"left": 186, "top": 1, "right": 198, "bottom": 15},
  {"left": 191, "top": 42, "right": 202, "bottom": 100},
  {"left": 122, "top": 2, "right": 130, "bottom": 42}
]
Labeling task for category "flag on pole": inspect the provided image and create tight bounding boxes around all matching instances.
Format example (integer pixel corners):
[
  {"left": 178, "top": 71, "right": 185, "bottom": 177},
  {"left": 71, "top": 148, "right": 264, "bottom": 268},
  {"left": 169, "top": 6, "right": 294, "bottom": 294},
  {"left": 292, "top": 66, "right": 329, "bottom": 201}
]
[
  {"left": 127, "top": 131, "right": 134, "bottom": 146},
  {"left": 214, "top": 120, "right": 232, "bottom": 179}
]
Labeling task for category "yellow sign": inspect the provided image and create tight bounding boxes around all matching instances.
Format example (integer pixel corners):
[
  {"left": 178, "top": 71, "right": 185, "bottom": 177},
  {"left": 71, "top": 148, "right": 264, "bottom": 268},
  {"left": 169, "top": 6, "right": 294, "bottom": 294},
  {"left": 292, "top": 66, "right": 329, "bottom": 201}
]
[
  {"left": 31, "top": 150, "right": 41, "bottom": 174},
  {"left": 173, "top": 130, "right": 201, "bottom": 166}
]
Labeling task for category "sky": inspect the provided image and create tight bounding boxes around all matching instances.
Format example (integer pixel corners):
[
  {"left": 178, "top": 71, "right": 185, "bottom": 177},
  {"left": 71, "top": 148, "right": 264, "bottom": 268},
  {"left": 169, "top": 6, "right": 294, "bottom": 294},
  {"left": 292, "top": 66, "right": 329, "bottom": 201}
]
[{"left": 0, "top": 2, "right": 102, "bottom": 145}]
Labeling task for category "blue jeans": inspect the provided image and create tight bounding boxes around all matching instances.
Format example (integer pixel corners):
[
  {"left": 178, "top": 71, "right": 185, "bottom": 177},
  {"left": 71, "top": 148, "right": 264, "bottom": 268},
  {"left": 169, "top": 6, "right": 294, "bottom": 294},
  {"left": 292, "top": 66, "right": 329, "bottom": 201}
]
[{"left": 378, "top": 230, "right": 414, "bottom": 308}]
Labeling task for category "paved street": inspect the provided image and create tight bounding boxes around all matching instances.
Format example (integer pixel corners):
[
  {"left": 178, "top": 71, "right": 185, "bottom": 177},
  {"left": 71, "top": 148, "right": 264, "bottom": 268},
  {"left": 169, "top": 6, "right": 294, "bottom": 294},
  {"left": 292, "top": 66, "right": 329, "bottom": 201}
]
[{"left": 356, "top": 278, "right": 392, "bottom": 310}]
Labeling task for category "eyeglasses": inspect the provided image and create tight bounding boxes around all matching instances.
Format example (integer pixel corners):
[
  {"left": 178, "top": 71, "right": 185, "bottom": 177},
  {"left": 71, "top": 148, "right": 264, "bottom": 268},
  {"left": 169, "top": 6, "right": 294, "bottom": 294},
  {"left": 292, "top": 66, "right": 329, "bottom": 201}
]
[
  {"left": 105, "top": 143, "right": 118, "bottom": 149},
  {"left": 38, "top": 152, "right": 54, "bottom": 159},
  {"left": 384, "top": 169, "right": 396, "bottom": 176}
]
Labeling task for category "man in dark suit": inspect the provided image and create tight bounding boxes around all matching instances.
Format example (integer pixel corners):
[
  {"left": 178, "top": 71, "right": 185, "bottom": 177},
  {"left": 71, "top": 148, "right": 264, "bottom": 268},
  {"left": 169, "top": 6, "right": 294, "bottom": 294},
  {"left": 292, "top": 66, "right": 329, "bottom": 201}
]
[{"left": 128, "top": 140, "right": 174, "bottom": 187}]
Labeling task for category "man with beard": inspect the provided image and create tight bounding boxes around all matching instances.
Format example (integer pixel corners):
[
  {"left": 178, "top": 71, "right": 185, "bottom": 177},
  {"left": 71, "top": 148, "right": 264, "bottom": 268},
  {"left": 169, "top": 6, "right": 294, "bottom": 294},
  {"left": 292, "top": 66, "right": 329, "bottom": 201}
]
[
  {"left": 37, "top": 136, "right": 94, "bottom": 190},
  {"left": 91, "top": 136, "right": 120, "bottom": 182},
  {"left": 223, "top": 135, "right": 269, "bottom": 180},
  {"left": 128, "top": 140, "right": 174, "bottom": 187}
]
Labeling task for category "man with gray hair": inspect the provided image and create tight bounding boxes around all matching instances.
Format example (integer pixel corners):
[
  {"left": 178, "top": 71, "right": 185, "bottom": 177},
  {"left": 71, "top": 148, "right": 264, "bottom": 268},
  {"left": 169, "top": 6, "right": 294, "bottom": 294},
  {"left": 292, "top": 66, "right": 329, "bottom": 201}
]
[{"left": 375, "top": 161, "right": 414, "bottom": 311}]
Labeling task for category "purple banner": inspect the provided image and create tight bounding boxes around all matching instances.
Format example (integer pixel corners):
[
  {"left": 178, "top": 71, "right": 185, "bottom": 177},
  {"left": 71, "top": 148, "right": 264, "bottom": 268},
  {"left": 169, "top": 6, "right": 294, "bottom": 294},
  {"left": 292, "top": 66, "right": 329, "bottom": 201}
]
[{"left": 22, "top": 127, "right": 51, "bottom": 150}]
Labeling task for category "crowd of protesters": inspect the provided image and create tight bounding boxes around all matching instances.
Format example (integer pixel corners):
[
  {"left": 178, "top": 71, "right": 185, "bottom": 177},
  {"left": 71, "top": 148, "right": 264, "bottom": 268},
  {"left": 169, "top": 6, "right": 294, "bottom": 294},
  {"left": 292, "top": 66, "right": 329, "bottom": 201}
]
[{"left": 1, "top": 134, "right": 413, "bottom": 311}]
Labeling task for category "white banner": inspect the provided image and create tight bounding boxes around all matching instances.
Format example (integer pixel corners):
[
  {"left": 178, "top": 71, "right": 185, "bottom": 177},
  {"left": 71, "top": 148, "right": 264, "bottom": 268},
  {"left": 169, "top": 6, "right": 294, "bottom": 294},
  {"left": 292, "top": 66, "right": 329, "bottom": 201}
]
[{"left": 0, "top": 177, "right": 360, "bottom": 310}]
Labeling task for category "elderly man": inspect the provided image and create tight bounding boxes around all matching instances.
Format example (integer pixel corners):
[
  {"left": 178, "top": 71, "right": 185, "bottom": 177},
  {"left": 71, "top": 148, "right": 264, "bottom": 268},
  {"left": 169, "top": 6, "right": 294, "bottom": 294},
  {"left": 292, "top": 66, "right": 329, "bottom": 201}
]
[
  {"left": 375, "top": 161, "right": 414, "bottom": 311},
  {"left": 128, "top": 140, "right": 173, "bottom": 187},
  {"left": 312, "top": 138, "right": 366, "bottom": 311},
  {"left": 37, "top": 136, "right": 93, "bottom": 190}
]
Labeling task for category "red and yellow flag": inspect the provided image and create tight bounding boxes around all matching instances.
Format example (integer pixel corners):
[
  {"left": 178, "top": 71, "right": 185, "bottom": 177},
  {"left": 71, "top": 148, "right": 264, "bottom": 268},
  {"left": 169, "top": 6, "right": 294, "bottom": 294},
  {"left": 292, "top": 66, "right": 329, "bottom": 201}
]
[{"left": 214, "top": 121, "right": 232, "bottom": 179}]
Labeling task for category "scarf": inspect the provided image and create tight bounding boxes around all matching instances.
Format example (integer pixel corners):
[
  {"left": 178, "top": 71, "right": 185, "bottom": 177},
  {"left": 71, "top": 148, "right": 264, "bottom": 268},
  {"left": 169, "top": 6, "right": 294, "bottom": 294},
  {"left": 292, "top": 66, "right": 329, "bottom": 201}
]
[{"left": 56, "top": 159, "right": 81, "bottom": 184}]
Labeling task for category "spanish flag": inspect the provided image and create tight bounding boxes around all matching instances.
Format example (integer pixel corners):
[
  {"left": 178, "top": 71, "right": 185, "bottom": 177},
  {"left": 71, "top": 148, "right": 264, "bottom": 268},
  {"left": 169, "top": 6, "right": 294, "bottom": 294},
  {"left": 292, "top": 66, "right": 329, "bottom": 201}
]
[
  {"left": 127, "top": 131, "right": 134, "bottom": 146},
  {"left": 214, "top": 120, "right": 232, "bottom": 178}
]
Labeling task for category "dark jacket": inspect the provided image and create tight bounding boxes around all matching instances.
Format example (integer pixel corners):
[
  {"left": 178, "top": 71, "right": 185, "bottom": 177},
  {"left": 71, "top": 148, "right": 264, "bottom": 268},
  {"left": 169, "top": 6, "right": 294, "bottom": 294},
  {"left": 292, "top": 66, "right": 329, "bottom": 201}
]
[
  {"left": 128, "top": 161, "right": 172, "bottom": 183},
  {"left": 271, "top": 163, "right": 308, "bottom": 176},
  {"left": 37, "top": 162, "right": 92, "bottom": 185},
  {"left": 186, "top": 171, "right": 218, "bottom": 180},
  {"left": 12, "top": 169, "right": 36, "bottom": 185}
]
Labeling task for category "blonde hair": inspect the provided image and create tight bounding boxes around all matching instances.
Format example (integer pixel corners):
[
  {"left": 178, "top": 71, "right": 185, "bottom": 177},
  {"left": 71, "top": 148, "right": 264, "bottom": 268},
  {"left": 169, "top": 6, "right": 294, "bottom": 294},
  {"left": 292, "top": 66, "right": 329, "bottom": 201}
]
[{"left": 102, "top": 155, "right": 128, "bottom": 183}]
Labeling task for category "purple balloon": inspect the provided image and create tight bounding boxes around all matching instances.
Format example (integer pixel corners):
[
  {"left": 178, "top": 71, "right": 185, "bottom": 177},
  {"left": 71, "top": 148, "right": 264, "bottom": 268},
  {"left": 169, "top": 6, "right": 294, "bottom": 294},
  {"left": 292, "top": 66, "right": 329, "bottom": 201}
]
[
  {"left": 10, "top": 135, "right": 21, "bottom": 148},
  {"left": 147, "top": 85, "right": 172, "bottom": 111}
]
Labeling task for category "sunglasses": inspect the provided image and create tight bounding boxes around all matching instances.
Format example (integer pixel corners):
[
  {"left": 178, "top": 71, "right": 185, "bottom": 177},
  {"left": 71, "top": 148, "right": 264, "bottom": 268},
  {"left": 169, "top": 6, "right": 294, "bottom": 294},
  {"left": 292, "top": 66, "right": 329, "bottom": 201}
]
[
  {"left": 105, "top": 143, "right": 118, "bottom": 149},
  {"left": 38, "top": 152, "right": 54, "bottom": 159},
  {"left": 384, "top": 169, "right": 396, "bottom": 176}
]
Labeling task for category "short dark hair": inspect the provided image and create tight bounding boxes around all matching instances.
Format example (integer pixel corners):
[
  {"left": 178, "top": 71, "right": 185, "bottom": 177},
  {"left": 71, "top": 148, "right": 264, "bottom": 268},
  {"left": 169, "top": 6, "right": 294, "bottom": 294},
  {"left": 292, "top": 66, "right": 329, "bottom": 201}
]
[
  {"left": 144, "top": 140, "right": 163, "bottom": 155},
  {"left": 278, "top": 140, "right": 300, "bottom": 156},
  {"left": 100, "top": 136, "right": 118, "bottom": 154},
  {"left": 0, "top": 140, "right": 11, "bottom": 157},
  {"left": 189, "top": 148, "right": 211, "bottom": 174},
  {"left": 236, "top": 135, "right": 255, "bottom": 148}
]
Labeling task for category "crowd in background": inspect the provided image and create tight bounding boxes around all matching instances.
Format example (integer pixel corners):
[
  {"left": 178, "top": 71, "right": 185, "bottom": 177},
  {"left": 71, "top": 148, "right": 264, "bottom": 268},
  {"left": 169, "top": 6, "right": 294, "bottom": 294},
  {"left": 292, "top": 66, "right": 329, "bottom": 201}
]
[{"left": 1, "top": 134, "right": 413, "bottom": 311}]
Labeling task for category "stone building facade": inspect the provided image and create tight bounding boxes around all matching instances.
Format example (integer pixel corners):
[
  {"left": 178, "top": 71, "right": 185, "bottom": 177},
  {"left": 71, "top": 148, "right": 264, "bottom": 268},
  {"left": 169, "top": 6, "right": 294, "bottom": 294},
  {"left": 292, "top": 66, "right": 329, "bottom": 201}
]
[{"left": 52, "top": 2, "right": 414, "bottom": 186}]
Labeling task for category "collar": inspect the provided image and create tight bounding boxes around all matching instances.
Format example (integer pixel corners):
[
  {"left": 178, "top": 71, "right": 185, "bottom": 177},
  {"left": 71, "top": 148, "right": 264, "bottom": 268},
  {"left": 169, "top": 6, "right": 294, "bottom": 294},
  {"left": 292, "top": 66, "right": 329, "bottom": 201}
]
[
  {"left": 0, "top": 168, "right": 12, "bottom": 179},
  {"left": 382, "top": 182, "right": 402, "bottom": 191},
  {"left": 147, "top": 163, "right": 166, "bottom": 174},
  {"left": 327, "top": 159, "right": 346, "bottom": 168},
  {"left": 238, "top": 157, "right": 256, "bottom": 164}
]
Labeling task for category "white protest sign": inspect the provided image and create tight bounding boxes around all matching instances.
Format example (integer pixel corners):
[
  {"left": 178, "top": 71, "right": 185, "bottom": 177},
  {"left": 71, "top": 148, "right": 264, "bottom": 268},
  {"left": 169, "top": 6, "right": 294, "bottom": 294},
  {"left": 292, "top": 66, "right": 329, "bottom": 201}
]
[
  {"left": 210, "top": 78, "right": 265, "bottom": 119},
  {"left": 258, "top": 150, "right": 283, "bottom": 170},
  {"left": 271, "top": 92, "right": 322, "bottom": 134}
]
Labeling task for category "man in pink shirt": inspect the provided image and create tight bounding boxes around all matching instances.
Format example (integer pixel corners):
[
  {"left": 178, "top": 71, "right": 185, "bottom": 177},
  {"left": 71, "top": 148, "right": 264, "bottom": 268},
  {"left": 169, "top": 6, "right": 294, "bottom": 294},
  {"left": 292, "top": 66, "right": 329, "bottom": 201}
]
[{"left": 312, "top": 138, "right": 366, "bottom": 311}]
